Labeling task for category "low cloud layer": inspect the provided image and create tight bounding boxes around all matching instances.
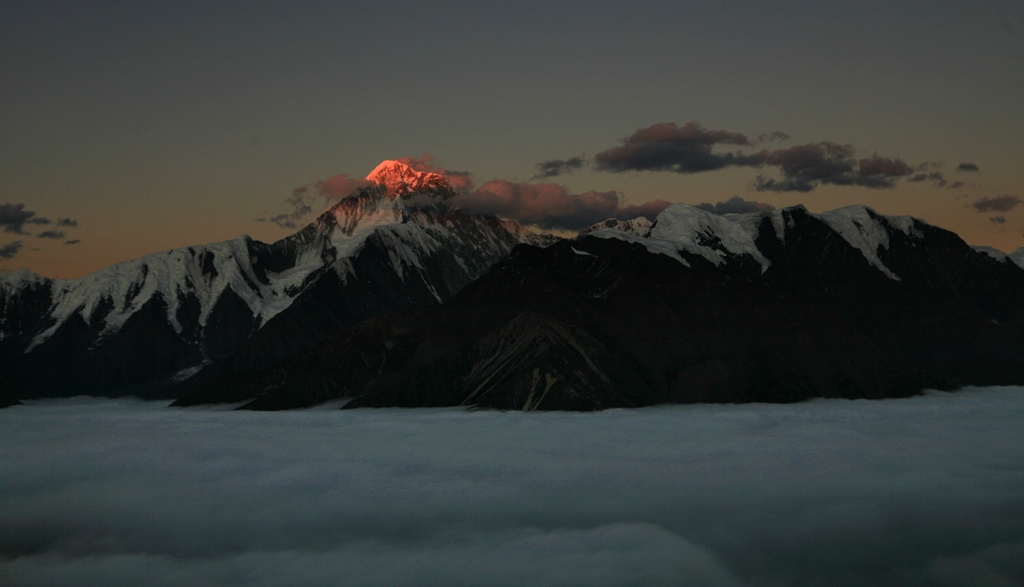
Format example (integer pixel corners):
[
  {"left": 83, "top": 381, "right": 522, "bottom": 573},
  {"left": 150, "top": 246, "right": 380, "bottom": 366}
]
[
  {"left": 957, "top": 163, "right": 981, "bottom": 173},
  {"left": 453, "top": 181, "right": 668, "bottom": 230},
  {"left": 695, "top": 197, "right": 774, "bottom": 215},
  {"left": 972, "top": 195, "right": 1023, "bottom": 213},
  {"left": 1, "top": 388, "right": 1023, "bottom": 586}
]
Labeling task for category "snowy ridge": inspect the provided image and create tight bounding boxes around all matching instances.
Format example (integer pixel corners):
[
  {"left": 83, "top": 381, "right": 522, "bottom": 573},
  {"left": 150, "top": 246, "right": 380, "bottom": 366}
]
[
  {"left": 0, "top": 269, "right": 50, "bottom": 294},
  {"left": 975, "top": 246, "right": 1024, "bottom": 272},
  {"left": 25, "top": 235, "right": 326, "bottom": 352},
  {"left": 579, "top": 204, "right": 934, "bottom": 280},
  {"left": 1010, "top": 248, "right": 1024, "bottom": 270},
  {"left": 818, "top": 206, "right": 922, "bottom": 280},
  {"left": 587, "top": 229, "right": 690, "bottom": 266},
  {"left": 974, "top": 246, "right": 1009, "bottom": 263},
  {"left": 649, "top": 204, "right": 771, "bottom": 271}
]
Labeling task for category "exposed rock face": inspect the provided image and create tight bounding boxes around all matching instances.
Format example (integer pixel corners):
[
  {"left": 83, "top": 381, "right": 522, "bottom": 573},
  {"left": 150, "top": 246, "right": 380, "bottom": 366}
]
[
  {"left": 180, "top": 204, "right": 1024, "bottom": 411},
  {"left": 0, "top": 161, "right": 554, "bottom": 399}
]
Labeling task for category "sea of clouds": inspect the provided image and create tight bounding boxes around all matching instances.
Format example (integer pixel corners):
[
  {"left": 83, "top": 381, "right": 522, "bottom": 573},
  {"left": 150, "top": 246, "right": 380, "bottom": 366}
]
[{"left": 2, "top": 388, "right": 1023, "bottom": 587}]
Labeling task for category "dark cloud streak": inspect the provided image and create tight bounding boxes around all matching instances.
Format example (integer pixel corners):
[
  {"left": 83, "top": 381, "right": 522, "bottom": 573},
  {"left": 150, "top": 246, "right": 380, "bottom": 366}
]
[
  {"left": 594, "top": 122, "right": 762, "bottom": 174},
  {"left": 591, "top": 122, "right": 915, "bottom": 193},
  {"left": 972, "top": 195, "right": 1023, "bottom": 213},
  {"left": 0, "top": 241, "right": 23, "bottom": 259},
  {"left": 755, "top": 146, "right": 914, "bottom": 192},
  {"left": 1, "top": 203, "right": 50, "bottom": 234},
  {"left": 533, "top": 157, "right": 585, "bottom": 179}
]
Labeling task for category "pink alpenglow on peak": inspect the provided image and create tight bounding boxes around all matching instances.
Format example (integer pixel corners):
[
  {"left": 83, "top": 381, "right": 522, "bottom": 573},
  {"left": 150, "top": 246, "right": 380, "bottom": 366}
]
[{"left": 365, "top": 160, "right": 458, "bottom": 199}]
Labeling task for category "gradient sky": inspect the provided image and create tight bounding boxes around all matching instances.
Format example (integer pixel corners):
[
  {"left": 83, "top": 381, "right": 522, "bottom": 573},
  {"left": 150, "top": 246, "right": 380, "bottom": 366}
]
[{"left": 2, "top": 1, "right": 1023, "bottom": 278}]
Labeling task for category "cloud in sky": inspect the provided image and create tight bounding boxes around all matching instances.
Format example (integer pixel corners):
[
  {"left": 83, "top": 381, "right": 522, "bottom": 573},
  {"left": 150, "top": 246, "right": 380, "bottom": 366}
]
[
  {"left": 258, "top": 189, "right": 315, "bottom": 229},
  {"left": 990, "top": 216, "right": 1007, "bottom": 224},
  {"left": 312, "top": 175, "right": 374, "bottom": 204},
  {"left": 907, "top": 170, "right": 971, "bottom": 190},
  {"left": 64, "top": 239, "right": 81, "bottom": 245},
  {"left": 957, "top": 163, "right": 981, "bottom": 173},
  {"left": 36, "top": 230, "right": 65, "bottom": 240},
  {"left": 908, "top": 171, "right": 947, "bottom": 187},
  {"left": 695, "top": 197, "right": 774, "bottom": 215},
  {"left": 533, "top": 156, "right": 586, "bottom": 179},
  {"left": 755, "top": 146, "right": 914, "bottom": 192},
  {"left": 593, "top": 121, "right": 762, "bottom": 174},
  {"left": 0, "top": 203, "right": 52, "bottom": 234},
  {"left": 1, "top": 389, "right": 1023, "bottom": 586},
  {"left": 453, "top": 180, "right": 666, "bottom": 230},
  {"left": 972, "top": 195, "right": 1023, "bottom": 213},
  {"left": 587, "top": 122, "right": 916, "bottom": 192},
  {"left": 0, "top": 240, "right": 23, "bottom": 259}
]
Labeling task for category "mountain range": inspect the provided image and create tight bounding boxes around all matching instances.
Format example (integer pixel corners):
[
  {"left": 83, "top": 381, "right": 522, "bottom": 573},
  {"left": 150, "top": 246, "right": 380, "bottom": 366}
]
[
  {"left": 171, "top": 201, "right": 1024, "bottom": 410},
  {"left": 0, "top": 161, "right": 552, "bottom": 405},
  {"left": 3, "top": 160, "right": 1024, "bottom": 410}
]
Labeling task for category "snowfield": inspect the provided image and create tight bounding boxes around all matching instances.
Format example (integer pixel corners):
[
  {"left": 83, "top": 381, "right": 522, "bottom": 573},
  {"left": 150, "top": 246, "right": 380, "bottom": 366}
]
[{"left": 2, "top": 388, "right": 1023, "bottom": 586}]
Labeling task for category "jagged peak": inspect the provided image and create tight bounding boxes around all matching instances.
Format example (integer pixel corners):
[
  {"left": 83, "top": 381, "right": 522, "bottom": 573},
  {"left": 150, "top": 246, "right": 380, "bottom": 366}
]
[{"left": 365, "top": 160, "right": 457, "bottom": 199}]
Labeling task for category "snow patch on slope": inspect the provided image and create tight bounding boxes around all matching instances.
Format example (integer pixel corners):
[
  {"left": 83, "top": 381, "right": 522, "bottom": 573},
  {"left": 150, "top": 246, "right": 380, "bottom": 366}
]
[
  {"left": 817, "top": 206, "right": 922, "bottom": 281},
  {"left": 0, "top": 269, "right": 49, "bottom": 295},
  {"left": 1009, "top": 247, "right": 1024, "bottom": 270},
  {"left": 587, "top": 229, "right": 690, "bottom": 267},
  {"left": 650, "top": 204, "right": 770, "bottom": 272},
  {"left": 25, "top": 236, "right": 321, "bottom": 352},
  {"left": 973, "top": 246, "right": 1009, "bottom": 263}
]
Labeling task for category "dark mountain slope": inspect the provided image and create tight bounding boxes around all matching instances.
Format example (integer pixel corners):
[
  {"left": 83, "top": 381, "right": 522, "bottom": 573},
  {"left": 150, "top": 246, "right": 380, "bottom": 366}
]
[{"left": 174, "top": 204, "right": 1024, "bottom": 411}]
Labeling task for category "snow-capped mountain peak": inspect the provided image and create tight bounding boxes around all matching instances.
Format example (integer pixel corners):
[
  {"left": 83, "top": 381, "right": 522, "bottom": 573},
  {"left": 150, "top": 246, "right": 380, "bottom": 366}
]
[{"left": 365, "top": 160, "right": 458, "bottom": 199}]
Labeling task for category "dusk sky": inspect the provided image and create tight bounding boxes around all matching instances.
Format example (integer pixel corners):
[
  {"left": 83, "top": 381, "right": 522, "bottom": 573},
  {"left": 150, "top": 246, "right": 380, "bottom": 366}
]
[{"left": 2, "top": 1, "right": 1023, "bottom": 278}]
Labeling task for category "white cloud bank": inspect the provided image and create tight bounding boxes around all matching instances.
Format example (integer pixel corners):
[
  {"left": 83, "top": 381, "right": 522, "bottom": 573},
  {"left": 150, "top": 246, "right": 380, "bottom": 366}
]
[{"left": 2, "top": 388, "right": 1024, "bottom": 586}]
